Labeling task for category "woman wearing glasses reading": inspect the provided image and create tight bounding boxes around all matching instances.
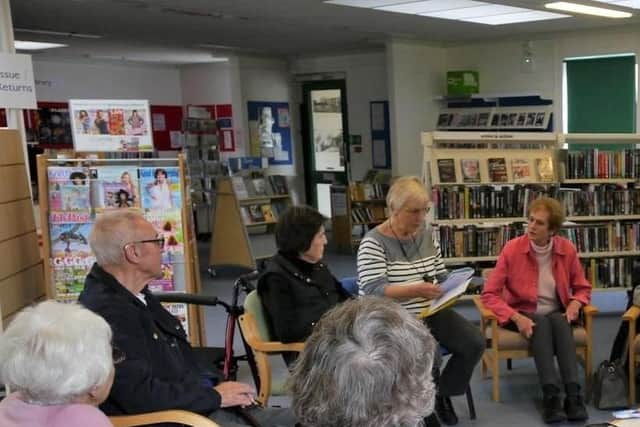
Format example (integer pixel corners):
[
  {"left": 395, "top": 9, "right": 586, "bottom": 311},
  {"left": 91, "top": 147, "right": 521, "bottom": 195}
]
[
  {"left": 0, "top": 301, "right": 119, "bottom": 427},
  {"left": 357, "top": 176, "right": 484, "bottom": 427}
]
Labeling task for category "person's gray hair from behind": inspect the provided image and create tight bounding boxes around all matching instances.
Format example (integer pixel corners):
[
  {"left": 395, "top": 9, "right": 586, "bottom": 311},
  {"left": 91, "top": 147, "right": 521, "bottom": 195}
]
[
  {"left": 0, "top": 300, "right": 113, "bottom": 405},
  {"left": 386, "top": 176, "right": 429, "bottom": 214},
  {"left": 90, "top": 210, "right": 145, "bottom": 266},
  {"left": 289, "top": 296, "right": 437, "bottom": 427}
]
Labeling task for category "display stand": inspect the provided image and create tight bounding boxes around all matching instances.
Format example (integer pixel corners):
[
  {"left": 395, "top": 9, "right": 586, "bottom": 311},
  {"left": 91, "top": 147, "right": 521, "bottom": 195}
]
[
  {"left": 209, "top": 173, "right": 291, "bottom": 270},
  {"left": 36, "top": 154, "right": 205, "bottom": 345},
  {"left": 0, "top": 129, "right": 45, "bottom": 326}
]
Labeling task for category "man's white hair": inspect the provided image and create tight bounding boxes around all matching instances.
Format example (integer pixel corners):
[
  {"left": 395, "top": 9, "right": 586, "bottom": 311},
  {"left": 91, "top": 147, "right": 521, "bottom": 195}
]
[
  {"left": 90, "top": 210, "right": 145, "bottom": 266},
  {"left": 0, "top": 300, "right": 113, "bottom": 404}
]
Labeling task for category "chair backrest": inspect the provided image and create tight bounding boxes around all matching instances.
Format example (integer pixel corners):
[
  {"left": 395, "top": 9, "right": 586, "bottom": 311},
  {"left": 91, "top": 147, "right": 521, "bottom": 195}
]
[
  {"left": 243, "top": 290, "right": 272, "bottom": 341},
  {"left": 340, "top": 276, "right": 359, "bottom": 296},
  {"left": 109, "top": 410, "right": 220, "bottom": 427}
]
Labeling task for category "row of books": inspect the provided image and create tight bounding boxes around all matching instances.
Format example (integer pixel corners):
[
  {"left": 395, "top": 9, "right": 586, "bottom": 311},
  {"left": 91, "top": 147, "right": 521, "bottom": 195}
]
[
  {"left": 432, "top": 184, "right": 553, "bottom": 220},
  {"left": 433, "top": 224, "right": 525, "bottom": 258},
  {"left": 558, "top": 184, "right": 640, "bottom": 216},
  {"left": 436, "top": 157, "right": 554, "bottom": 184},
  {"left": 240, "top": 201, "right": 288, "bottom": 225},
  {"left": 349, "top": 182, "right": 389, "bottom": 201},
  {"left": 566, "top": 149, "right": 640, "bottom": 180},
  {"left": 232, "top": 174, "right": 289, "bottom": 199},
  {"left": 559, "top": 222, "right": 640, "bottom": 253},
  {"left": 48, "top": 165, "right": 182, "bottom": 216},
  {"left": 581, "top": 257, "right": 639, "bottom": 289},
  {"left": 351, "top": 206, "right": 388, "bottom": 224}
]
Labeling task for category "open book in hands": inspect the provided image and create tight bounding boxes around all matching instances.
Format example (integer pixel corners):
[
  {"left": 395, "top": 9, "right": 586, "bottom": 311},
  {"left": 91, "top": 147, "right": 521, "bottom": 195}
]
[{"left": 418, "top": 267, "right": 475, "bottom": 319}]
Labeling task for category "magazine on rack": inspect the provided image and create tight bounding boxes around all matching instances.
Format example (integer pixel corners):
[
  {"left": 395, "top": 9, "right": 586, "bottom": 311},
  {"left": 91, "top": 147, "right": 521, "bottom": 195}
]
[{"left": 418, "top": 267, "right": 475, "bottom": 319}]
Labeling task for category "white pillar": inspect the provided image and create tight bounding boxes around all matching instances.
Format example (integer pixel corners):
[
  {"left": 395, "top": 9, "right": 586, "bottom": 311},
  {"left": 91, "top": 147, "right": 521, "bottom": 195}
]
[{"left": 0, "top": 0, "right": 32, "bottom": 194}]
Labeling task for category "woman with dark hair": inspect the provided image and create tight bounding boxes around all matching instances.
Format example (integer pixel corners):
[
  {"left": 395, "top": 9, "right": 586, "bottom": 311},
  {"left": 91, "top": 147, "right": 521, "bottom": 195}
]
[{"left": 258, "top": 205, "right": 351, "bottom": 346}]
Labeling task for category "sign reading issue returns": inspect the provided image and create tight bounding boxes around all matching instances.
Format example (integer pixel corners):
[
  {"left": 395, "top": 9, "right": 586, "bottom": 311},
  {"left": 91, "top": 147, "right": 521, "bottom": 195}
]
[{"left": 0, "top": 53, "right": 37, "bottom": 109}]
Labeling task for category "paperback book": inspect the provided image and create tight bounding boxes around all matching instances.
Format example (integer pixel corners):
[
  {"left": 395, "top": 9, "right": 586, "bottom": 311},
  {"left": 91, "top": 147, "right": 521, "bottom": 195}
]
[
  {"left": 437, "top": 159, "right": 456, "bottom": 183},
  {"left": 511, "top": 159, "right": 532, "bottom": 182},
  {"left": 488, "top": 158, "right": 508, "bottom": 183},
  {"left": 139, "top": 167, "right": 182, "bottom": 209},
  {"left": 461, "top": 159, "right": 481, "bottom": 183},
  {"left": 536, "top": 157, "right": 555, "bottom": 182}
]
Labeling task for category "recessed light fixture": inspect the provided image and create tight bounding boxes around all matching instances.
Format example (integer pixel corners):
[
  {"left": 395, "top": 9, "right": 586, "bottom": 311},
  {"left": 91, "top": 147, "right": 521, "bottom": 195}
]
[
  {"left": 14, "top": 40, "right": 68, "bottom": 50},
  {"left": 325, "top": 0, "right": 570, "bottom": 25},
  {"left": 590, "top": 0, "right": 640, "bottom": 10},
  {"left": 545, "top": 1, "right": 632, "bottom": 18},
  {"left": 14, "top": 28, "right": 103, "bottom": 39}
]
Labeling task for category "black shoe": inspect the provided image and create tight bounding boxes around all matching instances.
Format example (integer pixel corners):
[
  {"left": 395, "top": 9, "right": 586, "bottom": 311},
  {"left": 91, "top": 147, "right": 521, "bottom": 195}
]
[
  {"left": 542, "top": 393, "right": 566, "bottom": 424},
  {"left": 424, "top": 413, "right": 441, "bottom": 427},
  {"left": 564, "top": 395, "right": 588, "bottom": 421},
  {"left": 435, "top": 395, "right": 458, "bottom": 426}
]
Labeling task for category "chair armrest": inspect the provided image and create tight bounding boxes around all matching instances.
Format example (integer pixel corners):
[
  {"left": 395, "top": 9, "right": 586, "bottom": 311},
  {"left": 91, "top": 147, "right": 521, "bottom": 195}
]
[
  {"left": 110, "top": 409, "right": 220, "bottom": 427},
  {"left": 154, "top": 292, "right": 220, "bottom": 307},
  {"left": 252, "top": 341, "right": 305, "bottom": 353},
  {"left": 239, "top": 313, "right": 304, "bottom": 354},
  {"left": 582, "top": 304, "right": 598, "bottom": 316},
  {"left": 473, "top": 295, "right": 496, "bottom": 320},
  {"left": 623, "top": 305, "right": 640, "bottom": 322}
]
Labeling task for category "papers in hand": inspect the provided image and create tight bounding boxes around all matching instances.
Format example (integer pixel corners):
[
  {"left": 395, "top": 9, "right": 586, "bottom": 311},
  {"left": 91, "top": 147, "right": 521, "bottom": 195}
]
[{"left": 418, "top": 267, "right": 475, "bottom": 319}]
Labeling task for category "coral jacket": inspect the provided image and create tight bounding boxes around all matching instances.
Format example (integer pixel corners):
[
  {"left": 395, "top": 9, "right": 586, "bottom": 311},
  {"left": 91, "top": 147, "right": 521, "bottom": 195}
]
[{"left": 481, "top": 234, "right": 592, "bottom": 325}]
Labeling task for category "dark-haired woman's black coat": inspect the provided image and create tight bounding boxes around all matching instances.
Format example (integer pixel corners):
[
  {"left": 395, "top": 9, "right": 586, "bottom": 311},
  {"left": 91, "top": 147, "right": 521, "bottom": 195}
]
[{"left": 258, "top": 253, "right": 351, "bottom": 343}]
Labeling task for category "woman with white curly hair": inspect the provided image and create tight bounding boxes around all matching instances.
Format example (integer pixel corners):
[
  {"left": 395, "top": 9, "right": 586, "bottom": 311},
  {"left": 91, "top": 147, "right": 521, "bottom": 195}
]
[
  {"left": 0, "top": 300, "right": 119, "bottom": 427},
  {"left": 289, "top": 296, "right": 437, "bottom": 427}
]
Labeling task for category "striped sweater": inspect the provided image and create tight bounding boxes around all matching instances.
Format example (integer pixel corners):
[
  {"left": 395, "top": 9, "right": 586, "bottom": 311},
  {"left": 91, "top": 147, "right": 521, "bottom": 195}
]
[{"left": 357, "top": 226, "right": 447, "bottom": 315}]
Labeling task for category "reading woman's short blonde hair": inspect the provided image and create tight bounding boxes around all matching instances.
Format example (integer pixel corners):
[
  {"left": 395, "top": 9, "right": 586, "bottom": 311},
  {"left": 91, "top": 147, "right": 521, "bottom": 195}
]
[{"left": 386, "top": 176, "right": 429, "bottom": 213}]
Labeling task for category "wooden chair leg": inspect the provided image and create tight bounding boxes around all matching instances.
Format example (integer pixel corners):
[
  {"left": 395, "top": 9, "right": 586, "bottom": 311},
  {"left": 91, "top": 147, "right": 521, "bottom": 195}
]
[
  {"left": 630, "top": 357, "right": 637, "bottom": 406},
  {"left": 492, "top": 351, "right": 500, "bottom": 402},
  {"left": 465, "top": 386, "right": 476, "bottom": 420}
]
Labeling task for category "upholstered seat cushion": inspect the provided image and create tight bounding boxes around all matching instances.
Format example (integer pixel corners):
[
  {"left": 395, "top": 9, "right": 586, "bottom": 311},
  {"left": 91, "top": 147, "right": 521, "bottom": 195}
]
[{"left": 485, "top": 326, "right": 587, "bottom": 351}]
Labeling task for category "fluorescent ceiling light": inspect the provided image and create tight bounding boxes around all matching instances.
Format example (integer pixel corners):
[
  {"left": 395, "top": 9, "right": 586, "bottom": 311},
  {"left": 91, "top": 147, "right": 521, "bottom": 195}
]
[
  {"left": 325, "top": 0, "right": 570, "bottom": 25},
  {"left": 14, "top": 40, "right": 68, "bottom": 50},
  {"left": 591, "top": 0, "right": 640, "bottom": 9},
  {"left": 377, "top": 0, "right": 484, "bottom": 14},
  {"left": 466, "top": 10, "right": 570, "bottom": 25},
  {"left": 545, "top": 2, "right": 632, "bottom": 17},
  {"left": 14, "top": 28, "right": 103, "bottom": 39}
]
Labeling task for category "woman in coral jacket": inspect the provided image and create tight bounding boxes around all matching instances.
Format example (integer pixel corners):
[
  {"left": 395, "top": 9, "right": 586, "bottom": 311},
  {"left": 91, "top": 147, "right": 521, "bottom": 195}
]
[{"left": 481, "top": 196, "right": 591, "bottom": 425}]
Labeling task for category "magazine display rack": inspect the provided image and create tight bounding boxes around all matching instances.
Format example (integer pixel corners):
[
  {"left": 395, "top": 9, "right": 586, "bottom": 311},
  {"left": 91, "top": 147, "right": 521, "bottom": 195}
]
[
  {"left": 36, "top": 154, "right": 206, "bottom": 345},
  {"left": 209, "top": 170, "right": 291, "bottom": 269},
  {"left": 0, "top": 129, "right": 45, "bottom": 326}
]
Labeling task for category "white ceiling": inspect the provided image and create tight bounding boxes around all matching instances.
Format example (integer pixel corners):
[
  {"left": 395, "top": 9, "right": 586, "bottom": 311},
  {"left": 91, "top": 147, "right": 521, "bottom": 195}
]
[{"left": 11, "top": 0, "right": 640, "bottom": 64}]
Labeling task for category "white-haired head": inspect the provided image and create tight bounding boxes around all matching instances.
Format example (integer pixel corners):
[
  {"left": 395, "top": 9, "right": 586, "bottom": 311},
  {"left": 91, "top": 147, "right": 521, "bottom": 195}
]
[{"left": 0, "top": 300, "right": 113, "bottom": 405}]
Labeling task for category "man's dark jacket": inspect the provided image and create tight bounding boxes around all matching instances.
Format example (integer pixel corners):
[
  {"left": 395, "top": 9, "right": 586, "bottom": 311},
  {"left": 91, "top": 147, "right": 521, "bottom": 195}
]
[
  {"left": 257, "top": 253, "right": 351, "bottom": 343},
  {"left": 79, "top": 263, "right": 221, "bottom": 416}
]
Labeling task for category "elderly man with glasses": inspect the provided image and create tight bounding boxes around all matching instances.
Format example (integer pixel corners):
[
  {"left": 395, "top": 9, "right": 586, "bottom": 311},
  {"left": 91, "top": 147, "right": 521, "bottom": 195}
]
[{"left": 79, "top": 210, "right": 295, "bottom": 427}]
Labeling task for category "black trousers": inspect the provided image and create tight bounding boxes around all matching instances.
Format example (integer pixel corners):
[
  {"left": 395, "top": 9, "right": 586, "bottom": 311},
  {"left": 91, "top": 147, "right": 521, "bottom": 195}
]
[
  {"left": 425, "top": 308, "right": 485, "bottom": 396},
  {"left": 504, "top": 311, "right": 579, "bottom": 389}
]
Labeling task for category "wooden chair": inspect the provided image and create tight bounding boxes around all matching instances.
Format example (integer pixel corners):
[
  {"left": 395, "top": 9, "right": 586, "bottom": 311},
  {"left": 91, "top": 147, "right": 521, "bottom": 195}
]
[
  {"left": 474, "top": 295, "right": 597, "bottom": 401},
  {"left": 109, "top": 410, "right": 220, "bottom": 426},
  {"left": 238, "top": 290, "right": 304, "bottom": 406},
  {"left": 623, "top": 305, "right": 640, "bottom": 404}
]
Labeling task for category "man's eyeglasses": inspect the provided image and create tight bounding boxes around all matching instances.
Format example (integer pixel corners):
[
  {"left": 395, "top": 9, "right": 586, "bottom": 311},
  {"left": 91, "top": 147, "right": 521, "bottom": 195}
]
[
  {"left": 128, "top": 234, "right": 165, "bottom": 249},
  {"left": 112, "top": 346, "right": 126, "bottom": 365}
]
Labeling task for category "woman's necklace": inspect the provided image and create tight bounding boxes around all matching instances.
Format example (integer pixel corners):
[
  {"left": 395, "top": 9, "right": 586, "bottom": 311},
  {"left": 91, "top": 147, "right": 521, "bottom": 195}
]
[{"left": 388, "top": 219, "right": 429, "bottom": 277}]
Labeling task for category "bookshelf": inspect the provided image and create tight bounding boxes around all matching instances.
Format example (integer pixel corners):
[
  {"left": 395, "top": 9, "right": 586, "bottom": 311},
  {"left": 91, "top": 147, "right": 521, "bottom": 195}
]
[
  {"left": 423, "top": 131, "right": 640, "bottom": 291},
  {"left": 182, "top": 116, "right": 220, "bottom": 235},
  {"left": 331, "top": 176, "right": 390, "bottom": 253},
  {"left": 36, "top": 154, "right": 206, "bottom": 346},
  {"left": 209, "top": 170, "right": 291, "bottom": 269}
]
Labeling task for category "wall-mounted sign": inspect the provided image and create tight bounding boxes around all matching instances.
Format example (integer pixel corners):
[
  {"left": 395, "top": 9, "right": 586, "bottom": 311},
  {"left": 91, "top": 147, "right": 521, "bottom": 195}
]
[
  {"left": 0, "top": 53, "right": 37, "bottom": 109},
  {"left": 69, "top": 99, "right": 153, "bottom": 152}
]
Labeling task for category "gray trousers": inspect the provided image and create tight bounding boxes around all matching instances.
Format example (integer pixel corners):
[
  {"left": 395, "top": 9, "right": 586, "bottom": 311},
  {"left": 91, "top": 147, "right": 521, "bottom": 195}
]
[
  {"left": 425, "top": 308, "right": 486, "bottom": 397},
  {"left": 209, "top": 406, "right": 296, "bottom": 427},
  {"left": 506, "top": 311, "right": 579, "bottom": 388}
]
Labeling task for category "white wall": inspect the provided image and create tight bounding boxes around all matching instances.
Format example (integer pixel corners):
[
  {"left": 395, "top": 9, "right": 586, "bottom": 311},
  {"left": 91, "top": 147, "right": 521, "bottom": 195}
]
[
  {"left": 33, "top": 59, "right": 182, "bottom": 104},
  {"left": 386, "top": 40, "right": 445, "bottom": 177},
  {"left": 291, "top": 51, "right": 388, "bottom": 181}
]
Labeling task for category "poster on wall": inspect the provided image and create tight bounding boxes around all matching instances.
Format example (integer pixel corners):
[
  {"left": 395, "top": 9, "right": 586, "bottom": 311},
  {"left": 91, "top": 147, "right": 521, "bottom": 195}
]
[
  {"left": 247, "top": 101, "right": 292, "bottom": 165},
  {"left": 24, "top": 102, "right": 73, "bottom": 147},
  {"left": 312, "top": 90, "right": 345, "bottom": 172},
  {"left": 69, "top": 99, "right": 154, "bottom": 152}
]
